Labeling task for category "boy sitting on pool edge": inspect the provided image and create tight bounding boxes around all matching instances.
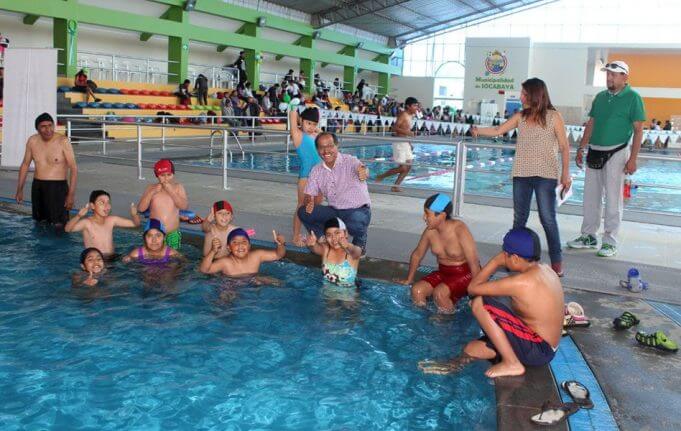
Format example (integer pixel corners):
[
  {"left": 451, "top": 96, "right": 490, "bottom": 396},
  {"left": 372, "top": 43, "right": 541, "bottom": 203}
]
[
  {"left": 419, "top": 227, "right": 564, "bottom": 378},
  {"left": 200, "top": 228, "right": 286, "bottom": 280},
  {"left": 137, "top": 159, "right": 188, "bottom": 250},
  {"left": 65, "top": 190, "right": 141, "bottom": 258}
]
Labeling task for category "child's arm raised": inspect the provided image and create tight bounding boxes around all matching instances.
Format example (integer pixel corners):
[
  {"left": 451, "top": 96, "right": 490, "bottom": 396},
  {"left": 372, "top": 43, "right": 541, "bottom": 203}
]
[
  {"left": 289, "top": 109, "right": 303, "bottom": 147},
  {"left": 305, "top": 230, "right": 325, "bottom": 256},
  {"left": 162, "top": 182, "right": 189, "bottom": 210},
  {"left": 201, "top": 206, "right": 214, "bottom": 233},
  {"left": 339, "top": 233, "right": 362, "bottom": 260},
  {"left": 113, "top": 203, "right": 142, "bottom": 228},
  {"left": 65, "top": 204, "right": 91, "bottom": 233},
  {"left": 395, "top": 230, "right": 430, "bottom": 285},
  {"left": 256, "top": 230, "right": 287, "bottom": 263},
  {"left": 200, "top": 239, "right": 226, "bottom": 274}
]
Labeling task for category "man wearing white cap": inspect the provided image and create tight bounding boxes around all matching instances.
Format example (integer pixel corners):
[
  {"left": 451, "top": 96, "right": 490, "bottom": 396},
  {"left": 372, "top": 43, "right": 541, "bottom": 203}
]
[{"left": 567, "top": 61, "right": 645, "bottom": 257}]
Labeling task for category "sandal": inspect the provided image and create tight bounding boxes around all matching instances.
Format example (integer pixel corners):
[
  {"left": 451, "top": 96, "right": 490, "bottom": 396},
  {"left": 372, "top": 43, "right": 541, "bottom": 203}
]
[
  {"left": 613, "top": 311, "right": 640, "bottom": 330},
  {"left": 186, "top": 215, "right": 204, "bottom": 224},
  {"left": 561, "top": 380, "right": 594, "bottom": 409},
  {"left": 636, "top": 331, "right": 679, "bottom": 353},
  {"left": 564, "top": 314, "right": 590, "bottom": 328},
  {"left": 530, "top": 401, "right": 580, "bottom": 426}
]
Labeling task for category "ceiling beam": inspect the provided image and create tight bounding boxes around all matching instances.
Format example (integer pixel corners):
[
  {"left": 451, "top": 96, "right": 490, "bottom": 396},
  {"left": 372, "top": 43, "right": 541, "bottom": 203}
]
[{"left": 313, "top": 0, "right": 412, "bottom": 29}]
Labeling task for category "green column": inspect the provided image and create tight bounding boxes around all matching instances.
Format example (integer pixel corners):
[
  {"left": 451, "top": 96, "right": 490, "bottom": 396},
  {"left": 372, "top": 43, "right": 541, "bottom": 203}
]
[
  {"left": 342, "top": 46, "right": 357, "bottom": 93},
  {"left": 166, "top": 6, "right": 188, "bottom": 84},
  {"left": 376, "top": 54, "right": 391, "bottom": 96},
  {"left": 299, "top": 36, "right": 314, "bottom": 93},
  {"left": 54, "top": 18, "right": 78, "bottom": 77},
  {"left": 242, "top": 23, "right": 261, "bottom": 88}
]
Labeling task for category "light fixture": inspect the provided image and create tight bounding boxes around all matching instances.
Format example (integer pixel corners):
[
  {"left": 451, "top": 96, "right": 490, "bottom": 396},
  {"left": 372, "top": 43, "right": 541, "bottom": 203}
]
[
  {"left": 312, "top": 30, "right": 321, "bottom": 40},
  {"left": 257, "top": 16, "right": 266, "bottom": 27},
  {"left": 356, "top": 42, "right": 365, "bottom": 49},
  {"left": 184, "top": 0, "right": 196, "bottom": 12}
]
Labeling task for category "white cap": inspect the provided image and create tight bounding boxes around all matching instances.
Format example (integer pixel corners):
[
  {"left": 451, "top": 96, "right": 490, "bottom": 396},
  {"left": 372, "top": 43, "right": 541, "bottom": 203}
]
[{"left": 601, "top": 61, "right": 629, "bottom": 75}]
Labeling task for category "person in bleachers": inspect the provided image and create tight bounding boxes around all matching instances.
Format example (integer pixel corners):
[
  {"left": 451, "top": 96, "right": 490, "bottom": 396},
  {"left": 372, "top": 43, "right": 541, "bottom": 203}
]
[
  {"left": 194, "top": 74, "right": 208, "bottom": 105},
  {"left": 74, "top": 69, "right": 100, "bottom": 103},
  {"left": 220, "top": 96, "right": 239, "bottom": 127},
  {"left": 241, "top": 81, "right": 254, "bottom": 100},
  {"left": 177, "top": 79, "right": 191, "bottom": 106},
  {"left": 663, "top": 120, "right": 672, "bottom": 131},
  {"left": 285, "top": 69, "right": 294, "bottom": 83},
  {"left": 314, "top": 73, "right": 324, "bottom": 94},
  {"left": 298, "top": 70, "right": 307, "bottom": 91},
  {"left": 0, "top": 67, "right": 4, "bottom": 101},
  {"left": 267, "top": 83, "right": 280, "bottom": 107},
  {"left": 231, "top": 51, "right": 247, "bottom": 86}
]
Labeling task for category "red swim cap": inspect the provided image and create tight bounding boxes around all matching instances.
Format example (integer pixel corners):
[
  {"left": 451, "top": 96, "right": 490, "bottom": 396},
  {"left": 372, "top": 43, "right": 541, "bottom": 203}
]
[
  {"left": 213, "top": 200, "right": 233, "bottom": 214},
  {"left": 154, "top": 159, "right": 174, "bottom": 176}
]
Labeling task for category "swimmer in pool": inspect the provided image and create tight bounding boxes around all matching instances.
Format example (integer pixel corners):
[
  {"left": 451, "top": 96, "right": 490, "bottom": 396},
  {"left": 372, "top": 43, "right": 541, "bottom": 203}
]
[
  {"left": 419, "top": 228, "right": 564, "bottom": 378},
  {"left": 201, "top": 200, "right": 238, "bottom": 258},
  {"left": 65, "top": 190, "right": 141, "bottom": 258},
  {"left": 200, "top": 228, "right": 285, "bottom": 279},
  {"left": 306, "top": 217, "right": 362, "bottom": 287},
  {"left": 72, "top": 247, "right": 106, "bottom": 287},
  {"left": 396, "top": 193, "right": 481, "bottom": 313},
  {"left": 137, "top": 159, "right": 188, "bottom": 250},
  {"left": 122, "top": 218, "right": 182, "bottom": 264}
]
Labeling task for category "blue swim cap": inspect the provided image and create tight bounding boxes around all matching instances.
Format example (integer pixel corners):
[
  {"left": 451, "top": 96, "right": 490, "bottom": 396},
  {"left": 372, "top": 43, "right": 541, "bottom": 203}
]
[
  {"left": 144, "top": 218, "right": 166, "bottom": 235},
  {"left": 428, "top": 193, "right": 452, "bottom": 213},
  {"left": 227, "top": 228, "right": 250, "bottom": 243},
  {"left": 502, "top": 228, "right": 541, "bottom": 261}
]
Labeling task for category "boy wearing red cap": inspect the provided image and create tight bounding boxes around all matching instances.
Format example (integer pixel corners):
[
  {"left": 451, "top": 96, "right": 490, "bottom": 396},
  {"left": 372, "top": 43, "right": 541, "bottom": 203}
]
[
  {"left": 419, "top": 227, "right": 564, "bottom": 378},
  {"left": 201, "top": 200, "right": 238, "bottom": 258},
  {"left": 137, "top": 159, "right": 188, "bottom": 250}
]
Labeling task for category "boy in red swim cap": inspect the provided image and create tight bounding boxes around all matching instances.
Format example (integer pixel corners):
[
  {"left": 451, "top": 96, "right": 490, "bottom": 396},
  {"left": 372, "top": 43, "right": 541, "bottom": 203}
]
[
  {"left": 201, "top": 200, "right": 239, "bottom": 258},
  {"left": 137, "top": 159, "right": 188, "bottom": 250}
]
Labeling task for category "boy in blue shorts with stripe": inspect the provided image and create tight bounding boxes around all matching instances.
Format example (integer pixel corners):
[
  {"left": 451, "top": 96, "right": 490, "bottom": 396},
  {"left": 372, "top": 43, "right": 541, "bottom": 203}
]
[{"left": 420, "top": 227, "right": 564, "bottom": 378}]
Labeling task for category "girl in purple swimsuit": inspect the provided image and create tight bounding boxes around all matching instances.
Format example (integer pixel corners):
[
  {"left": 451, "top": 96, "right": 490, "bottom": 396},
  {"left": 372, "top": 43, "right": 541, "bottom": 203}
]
[{"left": 122, "top": 218, "right": 181, "bottom": 264}]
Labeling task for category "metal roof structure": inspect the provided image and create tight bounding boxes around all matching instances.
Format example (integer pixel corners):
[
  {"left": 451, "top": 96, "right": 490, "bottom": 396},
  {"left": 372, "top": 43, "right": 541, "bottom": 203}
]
[{"left": 265, "top": 0, "right": 553, "bottom": 44}]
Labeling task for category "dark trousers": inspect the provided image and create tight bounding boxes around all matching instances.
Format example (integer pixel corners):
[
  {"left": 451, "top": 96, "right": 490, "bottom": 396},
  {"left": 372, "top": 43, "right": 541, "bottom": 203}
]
[
  {"left": 197, "top": 89, "right": 208, "bottom": 105},
  {"left": 297, "top": 205, "right": 371, "bottom": 251},
  {"left": 513, "top": 176, "right": 561, "bottom": 263}
]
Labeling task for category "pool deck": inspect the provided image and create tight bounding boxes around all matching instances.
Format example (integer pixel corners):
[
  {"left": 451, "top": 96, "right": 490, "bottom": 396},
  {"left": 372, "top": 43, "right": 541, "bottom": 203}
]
[{"left": 2, "top": 154, "right": 681, "bottom": 431}]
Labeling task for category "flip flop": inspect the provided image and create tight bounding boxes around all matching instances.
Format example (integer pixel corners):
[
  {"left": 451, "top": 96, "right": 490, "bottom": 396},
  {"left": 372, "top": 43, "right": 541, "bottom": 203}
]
[
  {"left": 565, "top": 302, "right": 585, "bottom": 317},
  {"left": 561, "top": 380, "right": 594, "bottom": 409},
  {"left": 530, "top": 401, "right": 580, "bottom": 426},
  {"left": 564, "top": 314, "right": 590, "bottom": 328},
  {"left": 636, "top": 331, "right": 679, "bottom": 353},
  {"left": 613, "top": 311, "right": 640, "bottom": 330},
  {"left": 186, "top": 215, "right": 204, "bottom": 225}
]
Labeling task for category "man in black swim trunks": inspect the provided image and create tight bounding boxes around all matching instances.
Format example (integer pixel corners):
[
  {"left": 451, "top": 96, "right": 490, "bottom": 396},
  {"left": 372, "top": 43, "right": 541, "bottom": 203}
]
[{"left": 15, "top": 113, "right": 78, "bottom": 228}]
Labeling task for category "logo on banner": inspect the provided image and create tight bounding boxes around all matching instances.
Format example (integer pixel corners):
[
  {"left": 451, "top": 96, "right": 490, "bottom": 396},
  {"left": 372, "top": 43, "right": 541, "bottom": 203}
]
[{"left": 484, "top": 50, "right": 508, "bottom": 75}]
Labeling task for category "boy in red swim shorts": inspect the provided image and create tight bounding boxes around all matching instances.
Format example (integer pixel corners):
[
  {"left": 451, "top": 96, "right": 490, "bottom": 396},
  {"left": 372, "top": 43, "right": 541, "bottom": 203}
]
[{"left": 396, "top": 193, "right": 481, "bottom": 313}]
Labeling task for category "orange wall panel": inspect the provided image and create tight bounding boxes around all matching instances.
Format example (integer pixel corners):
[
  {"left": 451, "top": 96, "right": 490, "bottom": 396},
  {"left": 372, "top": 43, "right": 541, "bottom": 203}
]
[
  {"left": 609, "top": 53, "right": 681, "bottom": 88},
  {"left": 640, "top": 97, "right": 681, "bottom": 124}
]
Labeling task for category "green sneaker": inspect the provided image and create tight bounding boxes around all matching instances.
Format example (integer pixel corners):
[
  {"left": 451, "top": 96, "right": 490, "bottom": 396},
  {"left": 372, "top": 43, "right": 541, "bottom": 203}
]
[
  {"left": 636, "top": 331, "right": 678, "bottom": 352},
  {"left": 597, "top": 243, "right": 617, "bottom": 257},
  {"left": 567, "top": 235, "right": 598, "bottom": 249}
]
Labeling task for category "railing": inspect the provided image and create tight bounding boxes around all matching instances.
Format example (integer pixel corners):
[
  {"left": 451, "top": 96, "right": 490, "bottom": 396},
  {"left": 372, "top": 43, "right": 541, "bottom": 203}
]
[{"left": 62, "top": 118, "right": 681, "bottom": 225}]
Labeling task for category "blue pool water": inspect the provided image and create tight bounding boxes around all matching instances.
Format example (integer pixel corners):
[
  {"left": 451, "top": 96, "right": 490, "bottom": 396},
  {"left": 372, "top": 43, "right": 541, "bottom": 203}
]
[
  {"left": 0, "top": 212, "right": 495, "bottom": 430},
  {"left": 184, "top": 142, "right": 681, "bottom": 213}
]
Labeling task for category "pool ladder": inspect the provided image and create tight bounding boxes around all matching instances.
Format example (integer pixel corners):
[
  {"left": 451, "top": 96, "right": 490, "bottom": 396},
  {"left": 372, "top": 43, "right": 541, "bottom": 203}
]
[{"left": 210, "top": 129, "right": 245, "bottom": 162}]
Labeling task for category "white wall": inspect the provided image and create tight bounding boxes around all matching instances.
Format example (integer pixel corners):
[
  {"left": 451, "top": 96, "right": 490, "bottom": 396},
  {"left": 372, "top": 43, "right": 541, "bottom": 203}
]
[{"left": 391, "top": 76, "right": 435, "bottom": 107}]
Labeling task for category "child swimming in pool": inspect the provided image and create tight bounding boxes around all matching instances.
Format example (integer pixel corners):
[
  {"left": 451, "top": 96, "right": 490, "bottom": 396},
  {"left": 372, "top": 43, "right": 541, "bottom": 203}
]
[
  {"left": 65, "top": 190, "right": 141, "bottom": 258},
  {"left": 396, "top": 193, "right": 481, "bottom": 313},
  {"left": 419, "top": 228, "right": 564, "bottom": 378},
  {"left": 72, "top": 247, "right": 106, "bottom": 287},
  {"left": 137, "top": 159, "right": 188, "bottom": 250},
  {"left": 306, "top": 217, "right": 362, "bottom": 287},
  {"left": 122, "top": 218, "right": 182, "bottom": 264},
  {"left": 201, "top": 200, "right": 238, "bottom": 258},
  {"left": 200, "top": 228, "right": 285, "bottom": 280}
]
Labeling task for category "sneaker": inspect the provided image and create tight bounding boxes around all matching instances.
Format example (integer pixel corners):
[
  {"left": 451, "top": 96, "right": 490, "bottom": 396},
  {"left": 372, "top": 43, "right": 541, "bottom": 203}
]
[
  {"left": 597, "top": 243, "right": 617, "bottom": 257},
  {"left": 567, "top": 234, "right": 598, "bottom": 249}
]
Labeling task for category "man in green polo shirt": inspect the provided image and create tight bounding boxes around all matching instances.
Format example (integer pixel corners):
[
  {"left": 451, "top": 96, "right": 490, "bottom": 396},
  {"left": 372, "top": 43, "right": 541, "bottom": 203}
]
[{"left": 568, "top": 61, "right": 645, "bottom": 257}]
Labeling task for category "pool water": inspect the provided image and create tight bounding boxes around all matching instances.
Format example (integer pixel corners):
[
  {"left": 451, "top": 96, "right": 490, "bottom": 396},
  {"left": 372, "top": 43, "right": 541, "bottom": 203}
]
[
  {"left": 0, "top": 212, "right": 496, "bottom": 430},
  {"left": 184, "top": 142, "right": 681, "bottom": 214}
]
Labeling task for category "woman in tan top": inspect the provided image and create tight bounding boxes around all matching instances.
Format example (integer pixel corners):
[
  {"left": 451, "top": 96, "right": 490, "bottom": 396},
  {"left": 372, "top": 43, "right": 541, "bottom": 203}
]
[{"left": 473, "top": 78, "right": 571, "bottom": 276}]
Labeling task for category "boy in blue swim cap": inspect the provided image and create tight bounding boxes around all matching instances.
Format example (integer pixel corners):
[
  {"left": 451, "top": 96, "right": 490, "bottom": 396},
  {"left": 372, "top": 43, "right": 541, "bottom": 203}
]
[{"left": 419, "top": 227, "right": 564, "bottom": 378}]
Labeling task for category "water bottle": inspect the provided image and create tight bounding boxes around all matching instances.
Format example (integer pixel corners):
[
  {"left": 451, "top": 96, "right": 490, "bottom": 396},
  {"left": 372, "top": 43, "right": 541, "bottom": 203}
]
[
  {"left": 627, "top": 268, "right": 641, "bottom": 292},
  {"left": 623, "top": 175, "right": 632, "bottom": 199}
]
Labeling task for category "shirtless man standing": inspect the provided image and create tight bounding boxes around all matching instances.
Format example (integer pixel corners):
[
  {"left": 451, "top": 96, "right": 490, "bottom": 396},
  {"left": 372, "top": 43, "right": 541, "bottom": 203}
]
[
  {"left": 15, "top": 113, "right": 78, "bottom": 228},
  {"left": 376, "top": 97, "right": 419, "bottom": 192},
  {"left": 419, "top": 227, "right": 564, "bottom": 378},
  {"left": 396, "top": 194, "right": 480, "bottom": 313},
  {"left": 137, "top": 159, "right": 188, "bottom": 250}
]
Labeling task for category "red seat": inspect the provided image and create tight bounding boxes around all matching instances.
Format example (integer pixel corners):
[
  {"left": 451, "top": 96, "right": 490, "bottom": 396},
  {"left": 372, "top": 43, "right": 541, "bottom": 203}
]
[
  {"left": 160, "top": 91, "right": 173, "bottom": 97},
  {"left": 150, "top": 90, "right": 160, "bottom": 96},
  {"left": 137, "top": 103, "right": 148, "bottom": 109},
  {"left": 148, "top": 104, "right": 159, "bottom": 110},
  {"left": 129, "top": 89, "right": 140, "bottom": 95},
  {"left": 140, "top": 90, "right": 150, "bottom": 95},
  {"left": 179, "top": 104, "right": 188, "bottom": 110}
]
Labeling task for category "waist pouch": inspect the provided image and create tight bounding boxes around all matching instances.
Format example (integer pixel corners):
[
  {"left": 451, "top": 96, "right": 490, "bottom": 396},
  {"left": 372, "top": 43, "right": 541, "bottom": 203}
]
[{"left": 586, "top": 144, "right": 627, "bottom": 169}]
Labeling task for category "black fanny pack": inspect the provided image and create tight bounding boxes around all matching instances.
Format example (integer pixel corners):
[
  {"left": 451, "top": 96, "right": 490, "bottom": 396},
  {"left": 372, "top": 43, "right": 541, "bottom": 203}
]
[{"left": 586, "top": 144, "right": 627, "bottom": 169}]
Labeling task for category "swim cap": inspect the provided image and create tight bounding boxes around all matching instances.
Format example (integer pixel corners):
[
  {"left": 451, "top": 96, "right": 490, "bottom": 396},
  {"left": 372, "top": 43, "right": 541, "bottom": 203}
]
[
  {"left": 34, "top": 112, "right": 54, "bottom": 130},
  {"left": 80, "top": 247, "right": 103, "bottom": 265},
  {"left": 227, "top": 228, "right": 250, "bottom": 243},
  {"left": 502, "top": 228, "right": 541, "bottom": 261},
  {"left": 324, "top": 217, "right": 347, "bottom": 231},
  {"left": 154, "top": 159, "right": 174, "bottom": 176},
  {"left": 213, "top": 200, "right": 233, "bottom": 214},
  {"left": 144, "top": 218, "right": 166, "bottom": 235},
  {"left": 300, "top": 107, "right": 319, "bottom": 123},
  {"left": 428, "top": 193, "right": 452, "bottom": 213}
]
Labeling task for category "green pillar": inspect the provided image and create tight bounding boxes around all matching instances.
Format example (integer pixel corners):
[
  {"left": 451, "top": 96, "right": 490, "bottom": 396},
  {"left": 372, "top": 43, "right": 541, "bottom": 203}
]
[
  {"left": 54, "top": 18, "right": 78, "bottom": 77},
  {"left": 166, "top": 6, "right": 188, "bottom": 84},
  {"left": 376, "top": 54, "right": 391, "bottom": 96},
  {"left": 342, "top": 46, "right": 357, "bottom": 93},
  {"left": 241, "top": 23, "right": 261, "bottom": 89},
  {"left": 299, "top": 36, "right": 314, "bottom": 93}
]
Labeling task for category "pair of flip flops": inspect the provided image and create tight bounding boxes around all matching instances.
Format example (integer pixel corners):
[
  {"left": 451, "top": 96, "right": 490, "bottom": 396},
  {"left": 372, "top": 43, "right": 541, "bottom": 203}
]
[
  {"left": 530, "top": 381, "right": 593, "bottom": 426},
  {"left": 564, "top": 302, "right": 590, "bottom": 328},
  {"left": 613, "top": 311, "right": 678, "bottom": 352}
]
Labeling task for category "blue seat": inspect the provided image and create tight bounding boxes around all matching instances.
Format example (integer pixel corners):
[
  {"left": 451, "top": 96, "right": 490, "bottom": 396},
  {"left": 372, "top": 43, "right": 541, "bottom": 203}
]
[
  {"left": 108, "top": 88, "right": 120, "bottom": 94},
  {"left": 58, "top": 85, "right": 72, "bottom": 93},
  {"left": 87, "top": 102, "right": 100, "bottom": 108},
  {"left": 101, "top": 102, "right": 113, "bottom": 109},
  {"left": 74, "top": 102, "right": 88, "bottom": 108},
  {"left": 113, "top": 103, "right": 126, "bottom": 109},
  {"left": 126, "top": 103, "right": 137, "bottom": 109}
]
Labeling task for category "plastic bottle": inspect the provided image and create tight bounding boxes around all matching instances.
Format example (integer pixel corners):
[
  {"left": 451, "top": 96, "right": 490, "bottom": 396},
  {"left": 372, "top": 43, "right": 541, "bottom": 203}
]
[{"left": 623, "top": 174, "right": 632, "bottom": 199}]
